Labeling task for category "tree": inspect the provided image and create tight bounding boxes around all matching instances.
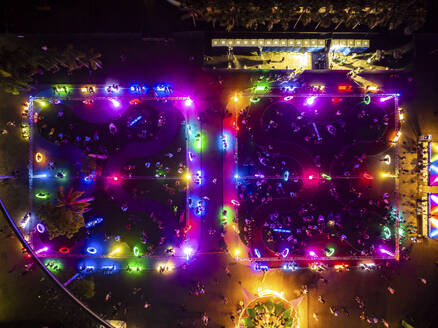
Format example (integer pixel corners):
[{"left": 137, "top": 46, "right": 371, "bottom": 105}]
[
  {"left": 0, "top": 37, "right": 102, "bottom": 95},
  {"left": 241, "top": 297, "right": 296, "bottom": 328},
  {"left": 177, "top": 0, "right": 427, "bottom": 34},
  {"left": 37, "top": 187, "right": 93, "bottom": 239},
  {"left": 70, "top": 278, "right": 95, "bottom": 299}
]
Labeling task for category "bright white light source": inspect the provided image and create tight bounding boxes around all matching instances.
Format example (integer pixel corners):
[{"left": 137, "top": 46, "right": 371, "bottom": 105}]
[
  {"left": 184, "top": 98, "right": 193, "bottom": 107},
  {"left": 305, "top": 96, "right": 316, "bottom": 106},
  {"left": 109, "top": 98, "right": 120, "bottom": 108}
]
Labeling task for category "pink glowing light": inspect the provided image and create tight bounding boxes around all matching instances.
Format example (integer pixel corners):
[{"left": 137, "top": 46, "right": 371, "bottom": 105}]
[
  {"left": 308, "top": 250, "right": 317, "bottom": 257},
  {"left": 379, "top": 247, "right": 395, "bottom": 257},
  {"left": 231, "top": 200, "right": 240, "bottom": 206},
  {"left": 35, "top": 246, "right": 48, "bottom": 254},
  {"left": 380, "top": 96, "right": 393, "bottom": 102}
]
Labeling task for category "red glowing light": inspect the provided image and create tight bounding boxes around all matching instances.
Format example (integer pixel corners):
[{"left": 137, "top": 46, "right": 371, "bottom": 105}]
[
  {"left": 337, "top": 85, "right": 352, "bottom": 92},
  {"left": 332, "top": 97, "right": 342, "bottom": 104},
  {"left": 58, "top": 247, "right": 70, "bottom": 254},
  {"left": 363, "top": 172, "right": 374, "bottom": 180}
]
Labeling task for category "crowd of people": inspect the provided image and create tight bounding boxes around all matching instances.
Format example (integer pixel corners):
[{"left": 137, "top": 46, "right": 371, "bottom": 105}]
[{"left": 236, "top": 97, "right": 397, "bottom": 257}]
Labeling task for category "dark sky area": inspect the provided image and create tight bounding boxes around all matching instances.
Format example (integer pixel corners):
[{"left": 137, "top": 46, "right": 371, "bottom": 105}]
[{"left": 1, "top": 0, "right": 438, "bottom": 35}]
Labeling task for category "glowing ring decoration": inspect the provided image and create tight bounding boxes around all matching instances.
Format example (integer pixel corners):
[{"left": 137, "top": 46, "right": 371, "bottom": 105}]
[
  {"left": 283, "top": 96, "right": 294, "bottom": 101},
  {"left": 86, "top": 247, "right": 97, "bottom": 255},
  {"left": 58, "top": 247, "right": 71, "bottom": 254},
  {"left": 231, "top": 199, "right": 240, "bottom": 207},
  {"left": 383, "top": 226, "right": 391, "bottom": 240},
  {"left": 281, "top": 248, "right": 289, "bottom": 258},
  {"left": 35, "top": 152, "right": 44, "bottom": 163},
  {"left": 35, "top": 192, "right": 49, "bottom": 200},
  {"left": 363, "top": 94, "right": 371, "bottom": 105},
  {"left": 36, "top": 223, "right": 45, "bottom": 233},
  {"left": 363, "top": 172, "right": 374, "bottom": 180},
  {"left": 133, "top": 246, "right": 140, "bottom": 257},
  {"left": 325, "top": 247, "right": 335, "bottom": 257},
  {"left": 249, "top": 97, "right": 260, "bottom": 103},
  {"left": 254, "top": 248, "right": 261, "bottom": 258}
]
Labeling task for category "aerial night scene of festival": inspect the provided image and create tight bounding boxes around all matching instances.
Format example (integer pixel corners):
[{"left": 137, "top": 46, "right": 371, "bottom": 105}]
[{"left": 1, "top": 1, "right": 438, "bottom": 328}]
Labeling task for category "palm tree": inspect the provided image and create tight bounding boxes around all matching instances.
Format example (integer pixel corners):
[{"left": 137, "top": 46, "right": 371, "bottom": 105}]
[
  {"left": 56, "top": 187, "right": 94, "bottom": 217},
  {"left": 37, "top": 187, "right": 94, "bottom": 239}
]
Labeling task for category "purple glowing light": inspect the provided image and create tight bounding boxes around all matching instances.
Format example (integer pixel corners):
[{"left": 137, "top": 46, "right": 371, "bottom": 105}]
[
  {"left": 379, "top": 247, "right": 395, "bottom": 257},
  {"left": 35, "top": 246, "right": 48, "bottom": 254},
  {"left": 282, "top": 248, "right": 289, "bottom": 258},
  {"left": 283, "top": 96, "right": 293, "bottom": 101},
  {"left": 36, "top": 223, "right": 45, "bottom": 233},
  {"left": 380, "top": 96, "right": 393, "bottom": 103}
]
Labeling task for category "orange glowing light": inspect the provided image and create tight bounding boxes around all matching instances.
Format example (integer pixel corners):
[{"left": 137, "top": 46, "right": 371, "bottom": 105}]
[{"left": 35, "top": 152, "right": 44, "bottom": 163}]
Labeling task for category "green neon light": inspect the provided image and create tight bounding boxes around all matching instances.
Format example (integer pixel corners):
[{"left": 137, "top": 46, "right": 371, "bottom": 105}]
[
  {"left": 133, "top": 246, "right": 140, "bottom": 257},
  {"left": 363, "top": 94, "right": 371, "bottom": 105},
  {"left": 253, "top": 82, "right": 270, "bottom": 94},
  {"left": 383, "top": 226, "right": 391, "bottom": 239},
  {"left": 193, "top": 132, "right": 207, "bottom": 152},
  {"left": 35, "top": 192, "right": 49, "bottom": 200},
  {"left": 44, "top": 259, "right": 63, "bottom": 272},
  {"left": 127, "top": 263, "right": 144, "bottom": 273},
  {"left": 398, "top": 227, "right": 405, "bottom": 237},
  {"left": 250, "top": 97, "right": 260, "bottom": 103},
  {"left": 325, "top": 247, "right": 335, "bottom": 257},
  {"left": 321, "top": 173, "right": 332, "bottom": 181},
  {"left": 53, "top": 84, "right": 72, "bottom": 96},
  {"left": 36, "top": 99, "right": 48, "bottom": 108},
  {"left": 219, "top": 206, "right": 234, "bottom": 225},
  {"left": 255, "top": 86, "right": 267, "bottom": 92}
]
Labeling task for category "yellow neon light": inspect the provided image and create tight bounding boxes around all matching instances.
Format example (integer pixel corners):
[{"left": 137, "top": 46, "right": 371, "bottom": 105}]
[
  {"left": 257, "top": 288, "right": 285, "bottom": 299},
  {"left": 109, "top": 248, "right": 121, "bottom": 256}
]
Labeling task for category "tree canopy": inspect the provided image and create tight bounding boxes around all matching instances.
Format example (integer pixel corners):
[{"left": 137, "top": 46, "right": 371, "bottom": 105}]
[
  {"left": 70, "top": 278, "right": 95, "bottom": 299},
  {"left": 37, "top": 187, "right": 93, "bottom": 239},
  {"left": 179, "top": 0, "right": 427, "bottom": 34},
  {"left": 0, "top": 37, "right": 102, "bottom": 95}
]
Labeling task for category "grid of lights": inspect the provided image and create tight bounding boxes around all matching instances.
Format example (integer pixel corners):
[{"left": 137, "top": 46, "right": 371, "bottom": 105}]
[
  {"left": 211, "top": 38, "right": 326, "bottom": 48},
  {"left": 211, "top": 38, "right": 369, "bottom": 51}
]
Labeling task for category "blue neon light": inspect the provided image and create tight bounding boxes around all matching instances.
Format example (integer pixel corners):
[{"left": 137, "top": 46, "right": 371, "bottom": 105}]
[
  {"left": 154, "top": 83, "right": 172, "bottom": 96},
  {"left": 254, "top": 263, "right": 269, "bottom": 271},
  {"left": 273, "top": 228, "right": 291, "bottom": 233},
  {"left": 85, "top": 217, "right": 103, "bottom": 228},
  {"left": 283, "top": 171, "right": 289, "bottom": 182},
  {"left": 282, "top": 262, "right": 298, "bottom": 271},
  {"left": 129, "top": 115, "right": 142, "bottom": 127},
  {"left": 86, "top": 247, "right": 97, "bottom": 254},
  {"left": 254, "top": 248, "right": 261, "bottom": 258},
  {"left": 430, "top": 164, "right": 438, "bottom": 174}
]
